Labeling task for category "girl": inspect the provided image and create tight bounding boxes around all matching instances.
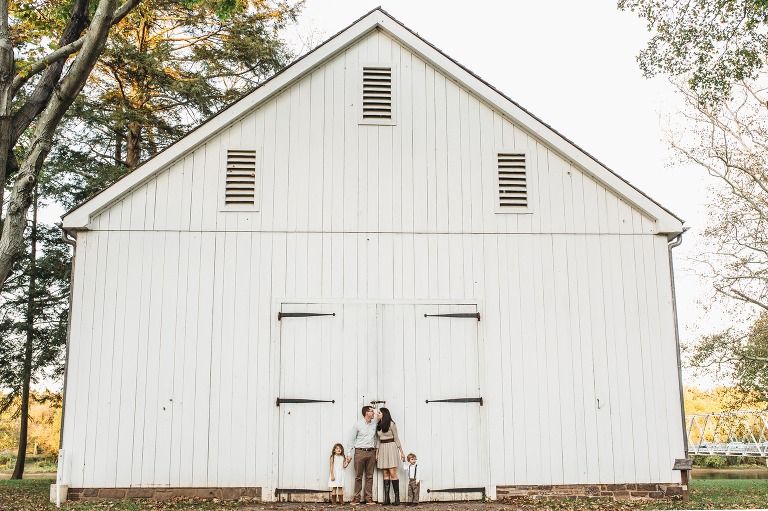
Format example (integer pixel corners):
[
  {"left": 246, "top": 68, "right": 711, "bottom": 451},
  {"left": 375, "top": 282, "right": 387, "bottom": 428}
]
[
  {"left": 328, "top": 443, "right": 349, "bottom": 504},
  {"left": 376, "top": 407, "right": 406, "bottom": 505}
]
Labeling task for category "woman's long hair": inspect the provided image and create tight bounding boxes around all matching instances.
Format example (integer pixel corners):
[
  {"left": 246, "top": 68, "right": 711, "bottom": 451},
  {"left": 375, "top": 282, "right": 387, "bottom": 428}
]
[{"left": 377, "top": 407, "right": 393, "bottom": 433}]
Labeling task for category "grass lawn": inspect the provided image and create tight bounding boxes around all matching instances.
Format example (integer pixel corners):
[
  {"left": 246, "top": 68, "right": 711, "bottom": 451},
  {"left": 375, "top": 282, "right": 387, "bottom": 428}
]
[
  {"left": 507, "top": 479, "right": 768, "bottom": 510},
  {"left": 1, "top": 478, "right": 767, "bottom": 511}
]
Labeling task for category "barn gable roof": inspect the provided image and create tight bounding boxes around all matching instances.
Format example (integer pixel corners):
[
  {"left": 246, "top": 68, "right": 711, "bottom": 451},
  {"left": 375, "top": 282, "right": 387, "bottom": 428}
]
[{"left": 62, "top": 7, "right": 684, "bottom": 234}]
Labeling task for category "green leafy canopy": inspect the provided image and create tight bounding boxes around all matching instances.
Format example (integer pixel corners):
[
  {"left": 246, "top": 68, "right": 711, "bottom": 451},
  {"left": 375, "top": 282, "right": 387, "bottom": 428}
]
[{"left": 619, "top": 0, "right": 768, "bottom": 104}]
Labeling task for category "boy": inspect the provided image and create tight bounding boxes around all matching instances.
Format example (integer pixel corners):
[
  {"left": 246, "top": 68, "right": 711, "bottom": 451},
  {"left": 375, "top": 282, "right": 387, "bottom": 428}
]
[{"left": 402, "top": 453, "right": 420, "bottom": 505}]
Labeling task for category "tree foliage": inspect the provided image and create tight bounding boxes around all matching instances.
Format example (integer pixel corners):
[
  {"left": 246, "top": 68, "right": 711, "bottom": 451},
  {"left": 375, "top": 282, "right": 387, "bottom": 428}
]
[
  {"left": 74, "top": 0, "right": 298, "bottom": 168},
  {"left": 45, "top": 0, "right": 300, "bottom": 206},
  {"left": 0, "top": 0, "right": 141, "bottom": 291},
  {"left": 660, "top": 76, "right": 768, "bottom": 398},
  {"left": 621, "top": 0, "right": 768, "bottom": 393},
  {"left": 618, "top": 0, "right": 768, "bottom": 105},
  {"left": 687, "top": 314, "right": 768, "bottom": 401},
  {"left": 0, "top": 0, "right": 300, "bottom": 291},
  {"left": 683, "top": 385, "right": 766, "bottom": 414},
  {"left": 668, "top": 78, "right": 768, "bottom": 305},
  {"left": 0, "top": 392, "right": 62, "bottom": 455},
  {"left": 0, "top": 223, "right": 70, "bottom": 409}
]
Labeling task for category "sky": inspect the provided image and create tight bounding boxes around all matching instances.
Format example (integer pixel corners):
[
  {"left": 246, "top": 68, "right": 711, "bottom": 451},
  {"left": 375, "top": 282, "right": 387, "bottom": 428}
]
[{"left": 290, "top": 1, "right": 714, "bottom": 385}]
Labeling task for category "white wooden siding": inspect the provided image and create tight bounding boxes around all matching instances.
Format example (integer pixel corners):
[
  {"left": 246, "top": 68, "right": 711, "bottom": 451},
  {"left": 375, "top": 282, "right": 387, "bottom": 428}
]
[
  {"left": 89, "top": 30, "right": 656, "bottom": 236},
  {"left": 61, "top": 28, "right": 683, "bottom": 496},
  {"left": 62, "top": 231, "right": 683, "bottom": 490}
]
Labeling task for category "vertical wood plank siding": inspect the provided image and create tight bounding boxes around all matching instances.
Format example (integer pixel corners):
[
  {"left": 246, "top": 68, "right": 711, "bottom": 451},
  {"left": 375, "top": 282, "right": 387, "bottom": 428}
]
[
  {"left": 90, "top": 31, "right": 655, "bottom": 236},
  {"left": 64, "top": 231, "right": 681, "bottom": 488},
  {"left": 62, "top": 29, "right": 683, "bottom": 491}
]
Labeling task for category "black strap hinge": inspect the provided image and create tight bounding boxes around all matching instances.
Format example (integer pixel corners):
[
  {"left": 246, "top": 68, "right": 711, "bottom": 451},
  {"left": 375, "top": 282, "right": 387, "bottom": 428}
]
[
  {"left": 424, "top": 312, "right": 480, "bottom": 321},
  {"left": 426, "top": 397, "right": 483, "bottom": 406},
  {"left": 278, "top": 312, "right": 336, "bottom": 320},
  {"left": 427, "top": 487, "right": 485, "bottom": 494},
  {"left": 276, "top": 398, "right": 335, "bottom": 406},
  {"left": 275, "top": 488, "right": 329, "bottom": 495}
]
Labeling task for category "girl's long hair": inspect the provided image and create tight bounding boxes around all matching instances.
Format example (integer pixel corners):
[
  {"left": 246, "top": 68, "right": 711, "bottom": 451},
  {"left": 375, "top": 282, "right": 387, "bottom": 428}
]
[
  {"left": 330, "top": 443, "right": 345, "bottom": 459},
  {"left": 377, "top": 407, "right": 393, "bottom": 433}
]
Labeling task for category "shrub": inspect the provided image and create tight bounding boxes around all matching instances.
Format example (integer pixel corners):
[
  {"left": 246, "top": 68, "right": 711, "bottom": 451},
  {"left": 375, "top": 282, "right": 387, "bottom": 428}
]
[{"left": 703, "top": 455, "right": 728, "bottom": 468}]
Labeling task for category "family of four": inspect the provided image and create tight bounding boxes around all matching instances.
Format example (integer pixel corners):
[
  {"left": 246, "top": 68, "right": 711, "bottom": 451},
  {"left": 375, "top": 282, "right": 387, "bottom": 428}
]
[{"left": 328, "top": 406, "right": 421, "bottom": 506}]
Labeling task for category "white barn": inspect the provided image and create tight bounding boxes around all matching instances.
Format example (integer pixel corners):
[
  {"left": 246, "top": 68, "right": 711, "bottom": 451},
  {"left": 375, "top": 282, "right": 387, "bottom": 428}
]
[{"left": 59, "top": 8, "right": 687, "bottom": 502}]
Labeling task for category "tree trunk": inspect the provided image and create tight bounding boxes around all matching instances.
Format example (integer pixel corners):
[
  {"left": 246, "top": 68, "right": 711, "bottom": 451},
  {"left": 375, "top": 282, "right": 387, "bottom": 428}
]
[
  {"left": 11, "top": 182, "right": 37, "bottom": 480},
  {"left": 0, "top": 0, "right": 16, "bottom": 229},
  {"left": 115, "top": 131, "right": 123, "bottom": 165},
  {"left": 126, "top": 121, "right": 142, "bottom": 167}
]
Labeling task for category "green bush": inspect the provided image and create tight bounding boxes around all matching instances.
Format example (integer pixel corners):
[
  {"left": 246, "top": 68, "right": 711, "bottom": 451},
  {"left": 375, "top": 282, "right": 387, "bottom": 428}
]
[
  {"left": 703, "top": 455, "right": 728, "bottom": 468},
  {"left": 692, "top": 454, "right": 766, "bottom": 468}
]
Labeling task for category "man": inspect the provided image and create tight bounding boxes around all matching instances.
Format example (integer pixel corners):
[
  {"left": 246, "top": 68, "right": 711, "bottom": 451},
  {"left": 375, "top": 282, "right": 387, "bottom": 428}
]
[{"left": 345, "top": 405, "right": 377, "bottom": 505}]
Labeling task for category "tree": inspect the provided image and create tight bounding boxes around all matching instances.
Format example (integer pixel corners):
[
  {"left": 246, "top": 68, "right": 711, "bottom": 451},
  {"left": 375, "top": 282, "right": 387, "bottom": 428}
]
[
  {"left": 618, "top": 0, "right": 768, "bottom": 105},
  {"left": 621, "top": 0, "right": 768, "bottom": 395},
  {"left": 0, "top": 227, "right": 70, "bottom": 475},
  {"left": 0, "top": 392, "right": 63, "bottom": 457},
  {"left": 687, "top": 314, "right": 768, "bottom": 401},
  {"left": 0, "top": 0, "right": 299, "bottom": 476},
  {"left": 683, "top": 385, "right": 766, "bottom": 414},
  {"left": 45, "top": 0, "right": 299, "bottom": 204},
  {"left": 74, "top": 0, "right": 297, "bottom": 168},
  {"left": 0, "top": 0, "right": 142, "bottom": 293},
  {"left": 0, "top": 189, "right": 70, "bottom": 478}
]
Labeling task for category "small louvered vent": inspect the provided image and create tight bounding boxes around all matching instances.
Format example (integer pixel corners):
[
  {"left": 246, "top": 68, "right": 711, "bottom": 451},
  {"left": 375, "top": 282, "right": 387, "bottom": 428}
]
[
  {"left": 362, "top": 66, "right": 392, "bottom": 119},
  {"left": 225, "top": 150, "right": 256, "bottom": 206},
  {"left": 498, "top": 153, "right": 527, "bottom": 208}
]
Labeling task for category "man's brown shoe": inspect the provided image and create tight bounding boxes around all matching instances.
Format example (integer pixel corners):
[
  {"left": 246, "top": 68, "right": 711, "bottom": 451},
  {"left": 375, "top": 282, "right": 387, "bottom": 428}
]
[
  {"left": 366, "top": 498, "right": 375, "bottom": 505},
  {"left": 351, "top": 498, "right": 360, "bottom": 505}
]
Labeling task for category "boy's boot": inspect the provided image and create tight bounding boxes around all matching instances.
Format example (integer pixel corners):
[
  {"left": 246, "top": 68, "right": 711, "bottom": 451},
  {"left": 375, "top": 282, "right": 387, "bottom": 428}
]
[
  {"left": 392, "top": 480, "right": 400, "bottom": 506},
  {"left": 383, "top": 480, "right": 391, "bottom": 505}
]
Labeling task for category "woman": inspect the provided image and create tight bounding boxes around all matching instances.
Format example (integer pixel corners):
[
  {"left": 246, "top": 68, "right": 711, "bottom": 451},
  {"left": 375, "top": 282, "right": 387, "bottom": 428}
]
[{"left": 375, "top": 407, "right": 406, "bottom": 505}]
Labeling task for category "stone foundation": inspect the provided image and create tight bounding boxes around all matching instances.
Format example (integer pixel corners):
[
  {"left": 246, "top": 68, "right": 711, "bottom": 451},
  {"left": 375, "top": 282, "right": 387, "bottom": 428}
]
[
  {"left": 67, "top": 487, "right": 261, "bottom": 501},
  {"left": 497, "top": 483, "right": 684, "bottom": 500}
]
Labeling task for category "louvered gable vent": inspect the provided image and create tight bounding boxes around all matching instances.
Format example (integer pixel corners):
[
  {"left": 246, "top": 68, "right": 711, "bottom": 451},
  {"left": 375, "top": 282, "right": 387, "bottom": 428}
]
[
  {"left": 498, "top": 153, "right": 527, "bottom": 208},
  {"left": 362, "top": 66, "right": 392, "bottom": 120},
  {"left": 225, "top": 150, "right": 256, "bottom": 206}
]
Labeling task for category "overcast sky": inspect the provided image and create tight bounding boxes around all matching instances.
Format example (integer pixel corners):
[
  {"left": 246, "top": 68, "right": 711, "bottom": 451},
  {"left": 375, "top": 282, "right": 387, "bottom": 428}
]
[{"left": 291, "top": 0, "right": 715, "bottom": 386}]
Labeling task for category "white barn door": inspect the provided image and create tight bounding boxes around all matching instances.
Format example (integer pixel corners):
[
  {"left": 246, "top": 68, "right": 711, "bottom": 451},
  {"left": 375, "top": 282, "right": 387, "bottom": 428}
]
[
  {"left": 276, "top": 303, "right": 343, "bottom": 500},
  {"left": 276, "top": 302, "right": 486, "bottom": 502},
  {"left": 416, "top": 304, "right": 486, "bottom": 501},
  {"left": 378, "top": 304, "right": 487, "bottom": 502}
]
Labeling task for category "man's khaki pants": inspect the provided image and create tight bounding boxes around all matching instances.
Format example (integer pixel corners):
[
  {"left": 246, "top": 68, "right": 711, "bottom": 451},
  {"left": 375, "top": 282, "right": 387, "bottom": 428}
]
[{"left": 353, "top": 449, "right": 377, "bottom": 501}]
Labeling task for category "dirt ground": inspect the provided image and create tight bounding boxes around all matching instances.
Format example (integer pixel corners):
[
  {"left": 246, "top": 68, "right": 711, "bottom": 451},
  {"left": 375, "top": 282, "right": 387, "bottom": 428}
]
[{"left": 242, "top": 504, "right": 521, "bottom": 511}]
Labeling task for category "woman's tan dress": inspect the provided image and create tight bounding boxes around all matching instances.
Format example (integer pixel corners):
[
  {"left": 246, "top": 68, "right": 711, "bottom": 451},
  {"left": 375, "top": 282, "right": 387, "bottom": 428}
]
[{"left": 376, "top": 422, "right": 402, "bottom": 469}]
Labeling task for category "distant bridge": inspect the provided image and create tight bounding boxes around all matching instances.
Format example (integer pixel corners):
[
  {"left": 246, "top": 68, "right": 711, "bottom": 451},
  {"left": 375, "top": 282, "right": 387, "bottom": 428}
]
[{"left": 686, "top": 411, "right": 768, "bottom": 457}]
